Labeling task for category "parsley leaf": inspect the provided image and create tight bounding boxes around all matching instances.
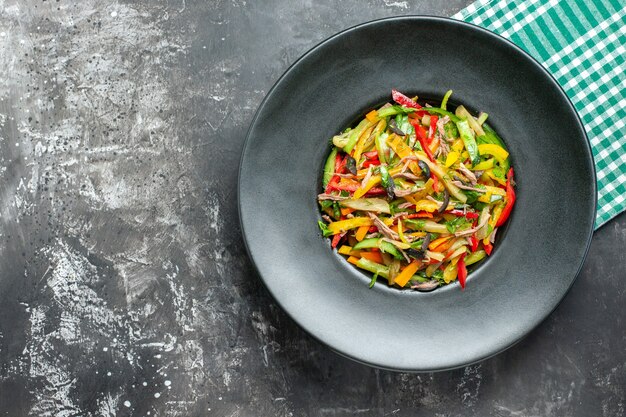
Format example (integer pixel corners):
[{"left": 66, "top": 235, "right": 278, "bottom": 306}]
[
  {"left": 319, "top": 200, "right": 333, "bottom": 210},
  {"left": 404, "top": 219, "right": 426, "bottom": 230},
  {"left": 317, "top": 221, "right": 333, "bottom": 237},
  {"left": 445, "top": 216, "right": 471, "bottom": 233},
  {"left": 369, "top": 273, "right": 378, "bottom": 288}
]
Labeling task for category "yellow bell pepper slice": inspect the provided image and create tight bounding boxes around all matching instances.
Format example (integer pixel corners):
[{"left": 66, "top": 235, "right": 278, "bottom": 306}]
[
  {"left": 478, "top": 144, "right": 509, "bottom": 165},
  {"left": 355, "top": 163, "right": 404, "bottom": 179},
  {"left": 359, "top": 122, "right": 384, "bottom": 156},
  {"left": 393, "top": 260, "right": 420, "bottom": 287},
  {"left": 386, "top": 134, "right": 421, "bottom": 175},
  {"left": 477, "top": 192, "right": 493, "bottom": 203},
  {"left": 429, "top": 136, "right": 439, "bottom": 155},
  {"left": 388, "top": 165, "right": 405, "bottom": 177},
  {"left": 353, "top": 125, "right": 375, "bottom": 163},
  {"left": 353, "top": 175, "right": 381, "bottom": 199},
  {"left": 484, "top": 185, "right": 506, "bottom": 196},
  {"left": 478, "top": 185, "right": 506, "bottom": 203},
  {"left": 443, "top": 262, "right": 458, "bottom": 283},
  {"left": 448, "top": 248, "right": 468, "bottom": 264},
  {"left": 406, "top": 231, "right": 427, "bottom": 238},
  {"left": 485, "top": 169, "right": 506, "bottom": 185},
  {"left": 413, "top": 199, "right": 441, "bottom": 213},
  {"left": 406, "top": 178, "right": 434, "bottom": 202},
  {"left": 445, "top": 151, "right": 459, "bottom": 167},
  {"left": 403, "top": 194, "right": 419, "bottom": 206},
  {"left": 327, "top": 217, "right": 373, "bottom": 235},
  {"left": 365, "top": 110, "right": 379, "bottom": 122},
  {"left": 411, "top": 153, "right": 467, "bottom": 203},
  {"left": 397, "top": 219, "right": 409, "bottom": 244},
  {"left": 489, "top": 204, "right": 504, "bottom": 230},
  {"left": 427, "top": 250, "right": 445, "bottom": 262},
  {"left": 386, "top": 134, "right": 412, "bottom": 158},
  {"left": 383, "top": 217, "right": 394, "bottom": 226},
  {"left": 452, "top": 138, "right": 464, "bottom": 152},
  {"left": 477, "top": 186, "right": 506, "bottom": 203},
  {"left": 386, "top": 137, "right": 467, "bottom": 204},
  {"left": 338, "top": 245, "right": 352, "bottom": 255},
  {"left": 472, "top": 158, "right": 495, "bottom": 170},
  {"left": 338, "top": 245, "right": 362, "bottom": 256}
]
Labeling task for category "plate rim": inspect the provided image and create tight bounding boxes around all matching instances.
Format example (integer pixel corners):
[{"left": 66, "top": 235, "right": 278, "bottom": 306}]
[{"left": 237, "top": 15, "right": 597, "bottom": 372}]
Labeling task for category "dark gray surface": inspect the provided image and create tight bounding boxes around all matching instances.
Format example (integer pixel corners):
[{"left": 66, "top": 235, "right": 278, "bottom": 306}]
[{"left": 0, "top": 0, "right": 623, "bottom": 416}]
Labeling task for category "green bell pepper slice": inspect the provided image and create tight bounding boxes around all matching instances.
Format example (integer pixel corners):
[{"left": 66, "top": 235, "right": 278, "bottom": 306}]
[{"left": 456, "top": 120, "right": 480, "bottom": 166}]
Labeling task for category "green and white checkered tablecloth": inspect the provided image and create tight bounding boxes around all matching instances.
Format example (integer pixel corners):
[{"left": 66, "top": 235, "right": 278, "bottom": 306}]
[{"left": 454, "top": 0, "right": 626, "bottom": 229}]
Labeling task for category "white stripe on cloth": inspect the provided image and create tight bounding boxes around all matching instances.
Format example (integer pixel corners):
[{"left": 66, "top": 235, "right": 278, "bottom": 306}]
[
  {"left": 542, "top": 8, "right": 626, "bottom": 68},
  {"left": 588, "top": 118, "right": 625, "bottom": 149},
  {"left": 499, "top": 0, "right": 561, "bottom": 38},
  {"left": 551, "top": 25, "right": 626, "bottom": 80}
]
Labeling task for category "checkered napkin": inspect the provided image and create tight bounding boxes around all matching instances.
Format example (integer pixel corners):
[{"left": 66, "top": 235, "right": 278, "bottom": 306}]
[{"left": 454, "top": 0, "right": 626, "bottom": 229}]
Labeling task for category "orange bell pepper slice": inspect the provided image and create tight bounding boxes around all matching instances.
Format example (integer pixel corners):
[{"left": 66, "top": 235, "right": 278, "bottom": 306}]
[
  {"left": 360, "top": 251, "right": 384, "bottom": 264},
  {"left": 428, "top": 235, "right": 453, "bottom": 251},
  {"left": 355, "top": 225, "right": 369, "bottom": 241},
  {"left": 393, "top": 260, "right": 421, "bottom": 287}
]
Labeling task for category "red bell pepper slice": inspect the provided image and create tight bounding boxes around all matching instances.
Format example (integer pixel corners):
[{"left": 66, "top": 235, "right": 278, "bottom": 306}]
[
  {"left": 411, "top": 121, "right": 435, "bottom": 162},
  {"left": 368, "top": 226, "right": 378, "bottom": 233},
  {"left": 430, "top": 172, "right": 440, "bottom": 193},
  {"left": 363, "top": 189, "right": 388, "bottom": 196},
  {"left": 362, "top": 158, "right": 380, "bottom": 168},
  {"left": 334, "top": 152, "right": 343, "bottom": 172},
  {"left": 391, "top": 89, "right": 427, "bottom": 118},
  {"left": 324, "top": 175, "right": 340, "bottom": 194},
  {"left": 331, "top": 233, "right": 342, "bottom": 248},
  {"left": 428, "top": 115, "right": 438, "bottom": 144},
  {"left": 391, "top": 89, "right": 423, "bottom": 110},
  {"left": 469, "top": 236, "right": 479, "bottom": 252},
  {"left": 446, "top": 209, "right": 479, "bottom": 219},
  {"left": 405, "top": 211, "right": 433, "bottom": 219},
  {"left": 484, "top": 242, "right": 493, "bottom": 256},
  {"left": 457, "top": 254, "right": 467, "bottom": 289},
  {"left": 362, "top": 150, "right": 378, "bottom": 159},
  {"left": 495, "top": 167, "right": 516, "bottom": 227},
  {"left": 324, "top": 154, "right": 346, "bottom": 193}
]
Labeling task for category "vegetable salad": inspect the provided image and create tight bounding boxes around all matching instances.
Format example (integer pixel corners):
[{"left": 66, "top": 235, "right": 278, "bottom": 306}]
[{"left": 318, "top": 89, "right": 515, "bottom": 290}]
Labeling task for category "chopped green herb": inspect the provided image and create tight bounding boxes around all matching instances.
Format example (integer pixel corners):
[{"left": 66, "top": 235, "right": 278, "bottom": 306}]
[
  {"left": 319, "top": 200, "right": 333, "bottom": 210},
  {"left": 318, "top": 220, "right": 333, "bottom": 237},
  {"left": 441, "top": 89, "right": 453, "bottom": 110},
  {"left": 377, "top": 105, "right": 416, "bottom": 118},
  {"left": 432, "top": 269, "right": 445, "bottom": 284},
  {"left": 332, "top": 202, "right": 341, "bottom": 219},
  {"left": 463, "top": 190, "right": 481, "bottom": 204},
  {"left": 445, "top": 216, "right": 471, "bottom": 233},
  {"left": 410, "top": 273, "right": 429, "bottom": 283},
  {"left": 492, "top": 166, "right": 505, "bottom": 179},
  {"left": 444, "top": 122, "right": 459, "bottom": 140},
  {"left": 404, "top": 219, "right": 426, "bottom": 230},
  {"left": 473, "top": 201, "right": 487, "bottom": 211},
  {"left": 369, "top": 272, "right": 379, "bottom": 288}
]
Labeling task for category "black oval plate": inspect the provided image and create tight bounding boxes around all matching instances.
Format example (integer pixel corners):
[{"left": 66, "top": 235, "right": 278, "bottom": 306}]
[{"left": 238, "top": 16, "right": 596, "bottom": 371}]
